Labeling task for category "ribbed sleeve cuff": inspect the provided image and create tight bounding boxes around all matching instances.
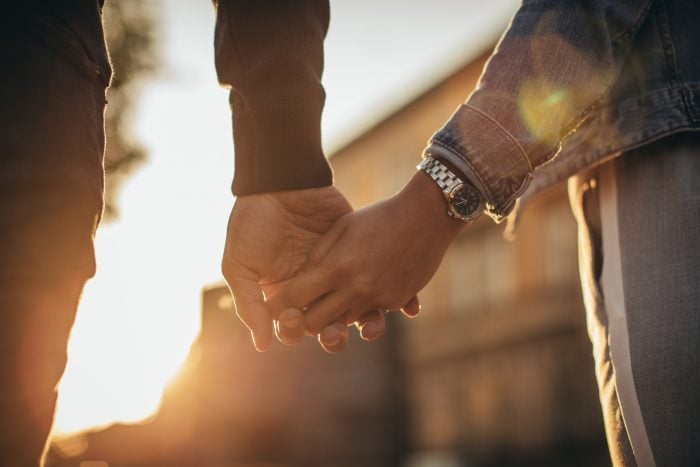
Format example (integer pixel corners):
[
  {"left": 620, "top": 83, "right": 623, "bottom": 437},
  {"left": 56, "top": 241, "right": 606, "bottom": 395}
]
[
  {"left": 424, "top": 104, "right": 533, "bottom": 222},
  {"left": 231, "top": 98, "right": 333, "bottom": 196}
]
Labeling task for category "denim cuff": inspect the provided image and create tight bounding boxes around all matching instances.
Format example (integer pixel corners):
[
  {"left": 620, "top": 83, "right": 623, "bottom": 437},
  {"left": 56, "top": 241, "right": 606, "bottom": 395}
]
[{"left": 424, "top": 104, "right": 533, "bottom": 222}]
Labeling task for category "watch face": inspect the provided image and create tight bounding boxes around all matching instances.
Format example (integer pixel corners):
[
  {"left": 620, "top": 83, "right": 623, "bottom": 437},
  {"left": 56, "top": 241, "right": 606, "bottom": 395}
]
[{"left": 450, "top": 183, "right": 481, "bottom": 218}]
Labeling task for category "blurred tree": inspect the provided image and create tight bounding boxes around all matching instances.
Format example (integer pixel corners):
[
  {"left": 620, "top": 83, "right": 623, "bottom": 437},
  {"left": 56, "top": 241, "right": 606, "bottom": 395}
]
[{"left": 102, "top": 0, "right": 159, "bottom": 218}]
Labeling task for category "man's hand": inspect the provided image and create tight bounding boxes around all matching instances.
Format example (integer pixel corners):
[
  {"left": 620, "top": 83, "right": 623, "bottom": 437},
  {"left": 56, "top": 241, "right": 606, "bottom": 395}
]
[
  {"left": 222, "top": 186, "right": 368, "bottom": 352},
  {"left": 267, "top": 172, "right": 464, "bottom": 335}
]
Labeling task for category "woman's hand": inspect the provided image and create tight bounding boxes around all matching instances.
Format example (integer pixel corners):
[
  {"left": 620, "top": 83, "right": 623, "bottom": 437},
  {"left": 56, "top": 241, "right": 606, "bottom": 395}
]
[{"left": 267, "top": 171, "right": 465, "bottom": 338}]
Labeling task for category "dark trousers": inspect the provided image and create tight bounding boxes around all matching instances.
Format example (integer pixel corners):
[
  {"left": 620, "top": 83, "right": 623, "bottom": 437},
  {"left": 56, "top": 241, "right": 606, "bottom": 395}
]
[{"left": 0, "top": 12, "right": 107, "bottom": 466}]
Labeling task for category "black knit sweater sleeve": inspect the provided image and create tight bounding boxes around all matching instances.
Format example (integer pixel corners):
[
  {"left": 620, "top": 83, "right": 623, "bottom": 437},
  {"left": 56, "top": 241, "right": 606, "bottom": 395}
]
[{"left": 213, "top": 0, "right": 333, "bottom": 195}]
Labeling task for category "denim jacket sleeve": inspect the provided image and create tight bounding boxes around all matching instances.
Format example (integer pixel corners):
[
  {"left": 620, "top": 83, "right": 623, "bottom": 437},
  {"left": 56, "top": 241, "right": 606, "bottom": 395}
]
[
  {"left": 213, "top": 0, "right": 333, "bottom": 196},
  {"left": 424, "top": 0, "right": 653, "bottom": 222}
]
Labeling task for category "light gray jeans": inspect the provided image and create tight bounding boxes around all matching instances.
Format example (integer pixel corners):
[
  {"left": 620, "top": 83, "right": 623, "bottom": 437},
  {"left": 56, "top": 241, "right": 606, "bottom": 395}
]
[{"left": 570, "top": 132, "right": 700, "bottom": 467}]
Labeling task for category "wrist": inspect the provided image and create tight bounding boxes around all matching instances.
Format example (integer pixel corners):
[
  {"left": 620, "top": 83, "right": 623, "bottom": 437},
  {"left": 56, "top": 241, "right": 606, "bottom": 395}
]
[{"left": 398, "top": 171, "right": 466, "bottom": 240}]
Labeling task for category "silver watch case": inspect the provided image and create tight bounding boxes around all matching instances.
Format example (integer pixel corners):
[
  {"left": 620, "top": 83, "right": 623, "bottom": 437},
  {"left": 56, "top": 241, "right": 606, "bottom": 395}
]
[{"left": 418, "top": 157, "right": 484, "bottom": 223}]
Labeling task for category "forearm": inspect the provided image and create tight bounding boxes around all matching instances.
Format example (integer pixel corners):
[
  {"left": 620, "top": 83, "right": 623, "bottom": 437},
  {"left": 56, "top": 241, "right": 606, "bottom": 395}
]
[
  {"left": 213, "top": 0, "right": 333, "bottom": 195},
  {"left": 426, "top": 0, "right": 653, "bottom": 221}
]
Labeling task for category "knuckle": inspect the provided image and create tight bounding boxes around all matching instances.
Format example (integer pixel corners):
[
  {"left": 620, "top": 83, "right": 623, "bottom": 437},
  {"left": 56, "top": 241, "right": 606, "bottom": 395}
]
[
  {"left": 306, "top": 249, "right": 324, "bottom": 268},
  {"left": 315, "top": 262, "right": 335, "bottom": 282},
  {"left": 353, "top": 278, "right": 376, "bottom": 301},
  {"left": 331, "top": 259, "right": 353, "bottom": 280}
]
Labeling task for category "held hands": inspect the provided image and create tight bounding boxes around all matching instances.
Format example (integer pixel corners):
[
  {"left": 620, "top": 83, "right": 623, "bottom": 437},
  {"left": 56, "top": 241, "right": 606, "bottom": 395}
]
[
  {"left": 222, "top": 186, "right": 383, "bottom": 352},
  {"left": 223, "top": 172, "right": 462, "bottom": 353},
  {"left": 268, "top": 172, "right": 464, "bottom": 344}
]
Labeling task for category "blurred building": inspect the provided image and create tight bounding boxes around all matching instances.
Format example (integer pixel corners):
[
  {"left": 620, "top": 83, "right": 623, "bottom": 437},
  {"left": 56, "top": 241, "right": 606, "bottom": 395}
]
[{"left": 48, "top": 50, "right": 610, "bottom": 467}]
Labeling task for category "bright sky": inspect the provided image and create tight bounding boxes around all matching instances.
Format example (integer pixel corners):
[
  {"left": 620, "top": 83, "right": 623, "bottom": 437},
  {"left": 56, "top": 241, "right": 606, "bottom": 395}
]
[{"left": 53, "top": 0, "right": 518, "bottom": 435}]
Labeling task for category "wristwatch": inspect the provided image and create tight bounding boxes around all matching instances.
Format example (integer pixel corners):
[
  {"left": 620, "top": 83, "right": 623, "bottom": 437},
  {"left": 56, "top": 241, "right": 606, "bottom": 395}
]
[{"left": 417, "top": 156, "right": 484, "bottom": 223}]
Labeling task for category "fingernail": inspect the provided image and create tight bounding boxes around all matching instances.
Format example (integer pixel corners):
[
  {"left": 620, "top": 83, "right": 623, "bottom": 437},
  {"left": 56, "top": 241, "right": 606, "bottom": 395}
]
[
  {"left": 406, "top": 303, "right": 422, "bottom": 317},
  {"left": 361, "top": 321, "right": 382, "bottom": 341},
  {"left": 321, "top": 327, "right": 341, "bottom": 346},
  {"left": 281, "top": 311, "right": 302, "bottom": 329}
]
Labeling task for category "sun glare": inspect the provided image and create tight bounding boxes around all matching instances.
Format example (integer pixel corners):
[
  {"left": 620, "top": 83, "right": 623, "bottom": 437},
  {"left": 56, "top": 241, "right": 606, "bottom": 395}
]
[{"left": 52, "top": 222, "right": 204, "bottom": 435}]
